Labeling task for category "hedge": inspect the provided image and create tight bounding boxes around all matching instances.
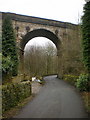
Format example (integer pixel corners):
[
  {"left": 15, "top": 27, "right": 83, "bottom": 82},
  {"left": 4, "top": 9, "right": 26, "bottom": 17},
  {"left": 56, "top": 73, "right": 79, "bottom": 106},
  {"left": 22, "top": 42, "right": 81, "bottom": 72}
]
[
  {"left": 76, "top": 74, "right": 89, "bottom": 91},
  {"left": 2, "top": 82, "right": 31, "bottom": 113},
  {"left": 63, "top": 74, "right": 79, "bottom": 86}
]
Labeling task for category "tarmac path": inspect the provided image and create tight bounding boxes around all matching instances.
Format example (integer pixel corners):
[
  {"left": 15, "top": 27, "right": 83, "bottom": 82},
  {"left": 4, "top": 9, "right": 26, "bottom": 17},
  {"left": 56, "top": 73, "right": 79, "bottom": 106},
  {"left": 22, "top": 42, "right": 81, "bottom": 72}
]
[{"left": 14, "top": 75, "right": 88, "bottom": 118}]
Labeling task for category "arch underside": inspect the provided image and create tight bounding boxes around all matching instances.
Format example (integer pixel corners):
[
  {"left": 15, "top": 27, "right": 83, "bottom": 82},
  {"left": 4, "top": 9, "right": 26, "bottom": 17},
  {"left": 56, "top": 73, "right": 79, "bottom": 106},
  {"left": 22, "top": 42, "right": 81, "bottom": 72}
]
[{"left": 21, "top": 29, "right": 60, "bottom": 50}]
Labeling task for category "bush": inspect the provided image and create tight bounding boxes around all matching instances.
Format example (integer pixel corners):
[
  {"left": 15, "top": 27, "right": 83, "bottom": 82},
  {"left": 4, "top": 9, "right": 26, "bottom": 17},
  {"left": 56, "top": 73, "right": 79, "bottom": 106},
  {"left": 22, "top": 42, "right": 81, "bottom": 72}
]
[
  {"left": 2, "top": 82, "right": 31, "bottom": 113},
  {"left": 2, "top": 56, "right": 14, "bottom": 83},
  {"left": 2, "top": 56, "right": 13, "bottom": 75},
  {"left": 76, "top": 74, "right": 89, "bottom": 91}
]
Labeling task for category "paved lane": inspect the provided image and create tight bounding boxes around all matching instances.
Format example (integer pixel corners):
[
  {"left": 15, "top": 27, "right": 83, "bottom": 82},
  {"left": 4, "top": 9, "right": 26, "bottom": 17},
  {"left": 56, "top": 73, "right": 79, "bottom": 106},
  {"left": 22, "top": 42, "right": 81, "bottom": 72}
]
[{"left": 14, "top": 75, "right": 88, "bottom": 118}]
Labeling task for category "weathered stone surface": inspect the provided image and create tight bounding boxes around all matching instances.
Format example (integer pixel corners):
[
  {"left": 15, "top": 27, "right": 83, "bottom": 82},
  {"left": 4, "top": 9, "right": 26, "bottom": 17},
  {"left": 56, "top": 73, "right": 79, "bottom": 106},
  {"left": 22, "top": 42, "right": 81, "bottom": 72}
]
[{"left": 1, "top": 12, "right": 83, "bottom": 78}]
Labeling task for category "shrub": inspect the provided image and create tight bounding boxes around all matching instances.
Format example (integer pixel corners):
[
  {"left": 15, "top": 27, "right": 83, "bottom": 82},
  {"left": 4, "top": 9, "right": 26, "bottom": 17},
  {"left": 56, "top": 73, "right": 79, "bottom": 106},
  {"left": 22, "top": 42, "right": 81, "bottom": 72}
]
[
  {"left": 2, "top": 56, "right": 14, "bottom": 83},
  {"left": 2, "top": 56, "right": 13, "bottom": 75},
  {"left": 76, "top": 74, "right": 89, "bottom": 91},
  {"left": 2, "top": 82, "right": 31, "bottom": 113}
]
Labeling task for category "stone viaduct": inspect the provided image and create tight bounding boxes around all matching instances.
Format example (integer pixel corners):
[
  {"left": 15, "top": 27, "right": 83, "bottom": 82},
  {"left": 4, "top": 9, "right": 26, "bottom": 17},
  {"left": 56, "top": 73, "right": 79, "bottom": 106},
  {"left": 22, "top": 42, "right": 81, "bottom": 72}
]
[{"left": 1, "top": 12, "right": 83, "bottom": 78}]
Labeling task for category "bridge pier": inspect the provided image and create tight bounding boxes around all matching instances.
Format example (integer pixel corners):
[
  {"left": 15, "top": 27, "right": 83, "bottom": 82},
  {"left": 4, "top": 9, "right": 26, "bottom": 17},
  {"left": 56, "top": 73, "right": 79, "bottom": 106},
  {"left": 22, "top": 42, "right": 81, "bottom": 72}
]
[
  {"left": 18, "top": 48, "right": 25, "bottom": 75},
  {"left": 57, "top": 49, "right": 63, "bottom": 79}
]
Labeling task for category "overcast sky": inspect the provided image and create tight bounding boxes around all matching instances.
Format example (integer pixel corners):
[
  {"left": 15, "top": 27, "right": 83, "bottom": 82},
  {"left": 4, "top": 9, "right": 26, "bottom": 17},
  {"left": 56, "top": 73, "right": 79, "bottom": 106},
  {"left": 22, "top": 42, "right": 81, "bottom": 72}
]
[
  {"left": 0, "top": 0, "right": 86, "bottom": 48},
  {"left": 0, "top": 0, "right": 86, "bottom": 24},
  {"left": 24, "top": 37, "right": 56, "bottom": 51}
]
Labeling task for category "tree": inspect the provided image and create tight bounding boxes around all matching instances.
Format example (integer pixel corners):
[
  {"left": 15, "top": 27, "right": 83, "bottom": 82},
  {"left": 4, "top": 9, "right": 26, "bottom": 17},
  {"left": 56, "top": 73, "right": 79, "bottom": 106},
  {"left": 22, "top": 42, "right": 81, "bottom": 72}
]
[
  {"left": 24, "top": 40, "right": 57, "bottom": 77},
  {"left": 2, "top": 16, "right": 18, "bottom": 76},
  {"left": 24, "top": 45, "right": 47, "bottom": 77},
  {"left": 82, "top": 1, "right": 90, "bottom": 73},
  {"left": 45, "top": 42, "right": 57, "bottom": 75}
]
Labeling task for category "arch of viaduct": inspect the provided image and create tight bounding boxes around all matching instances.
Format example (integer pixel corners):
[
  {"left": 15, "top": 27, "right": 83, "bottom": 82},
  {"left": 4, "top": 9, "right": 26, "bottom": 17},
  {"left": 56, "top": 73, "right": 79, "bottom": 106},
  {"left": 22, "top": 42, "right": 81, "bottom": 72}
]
[{"left": 1, "top": 12, "right": 82, "bottom": 78}]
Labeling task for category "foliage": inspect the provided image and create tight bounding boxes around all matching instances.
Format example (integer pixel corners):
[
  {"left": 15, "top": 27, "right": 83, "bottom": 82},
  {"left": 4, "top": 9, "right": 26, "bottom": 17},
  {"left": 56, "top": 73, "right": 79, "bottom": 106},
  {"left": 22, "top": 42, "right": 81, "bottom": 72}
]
[
  {"left": 76, "top": 74, "right": 89, "bottom": 91},
  {"left": 2, "top": 15, "right": 18, "bottom": 76},
  {"left": 82, "top": 2, "right": 90, "bottom": 73},
  {"left": 63, "top": 74, "right": 78, "bottom": 86},
  {"left": 2, "top": 56, "right": 14, "bottom": 83},
  {"left": 2, "top": 56, "right": 13, "bottom": 75},
  {"left": 2, "top": 82, "right": 31, "bottom": 113}
]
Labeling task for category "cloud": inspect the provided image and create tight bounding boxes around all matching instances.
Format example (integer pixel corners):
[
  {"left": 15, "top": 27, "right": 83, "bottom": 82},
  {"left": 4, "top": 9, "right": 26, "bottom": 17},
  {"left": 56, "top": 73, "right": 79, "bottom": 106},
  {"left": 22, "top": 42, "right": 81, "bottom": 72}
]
[
  {"left": 85, "top": 0, "right": 90, "bottom": 2},
  {"left": 0, "top": 0, "right": 85, "bottom": 24}
]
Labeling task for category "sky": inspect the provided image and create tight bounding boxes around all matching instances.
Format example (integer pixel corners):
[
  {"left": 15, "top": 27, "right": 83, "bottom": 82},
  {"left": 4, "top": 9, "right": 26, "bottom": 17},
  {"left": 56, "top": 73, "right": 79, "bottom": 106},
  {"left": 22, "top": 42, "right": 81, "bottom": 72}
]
[
  {"left": 0, "top": 0, "right": 86, "bottom": 48},
  {"left": 0, "top": 0, "right": 86, "bottom": 24},
  {"left": 24, "top": 37, "right": 56, "bottom": 51}
]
